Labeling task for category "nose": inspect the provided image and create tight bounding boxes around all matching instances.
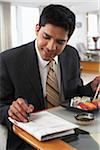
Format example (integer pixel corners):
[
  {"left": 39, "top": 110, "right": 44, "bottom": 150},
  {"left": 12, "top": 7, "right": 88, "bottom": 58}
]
[{"left": 47, "top": 39, "right": 57, "bottom": 51}]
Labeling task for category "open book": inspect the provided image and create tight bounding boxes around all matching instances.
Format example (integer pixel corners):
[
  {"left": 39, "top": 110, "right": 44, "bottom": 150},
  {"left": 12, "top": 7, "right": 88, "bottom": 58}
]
[{"left": 9, "top": 110, "right": 78, "bottom": 141}]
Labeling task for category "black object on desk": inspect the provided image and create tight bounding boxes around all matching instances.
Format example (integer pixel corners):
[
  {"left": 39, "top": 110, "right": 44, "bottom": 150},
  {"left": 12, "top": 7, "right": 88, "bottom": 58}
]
[
  {"left": 59, "top": 128, "right": 89, "bottom": 143},
  {"left": 61, "top": 128, "right": 99, "bottom": 150}
]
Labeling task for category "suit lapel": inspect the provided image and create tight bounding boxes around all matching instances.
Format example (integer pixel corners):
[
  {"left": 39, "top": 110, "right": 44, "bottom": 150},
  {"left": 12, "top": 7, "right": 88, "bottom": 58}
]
[
  {"left": 59, "top": 51, "right": 69, "bottom": 98},
  {"left": 23, "top": 41, "right": 44, "bottom": 100}
]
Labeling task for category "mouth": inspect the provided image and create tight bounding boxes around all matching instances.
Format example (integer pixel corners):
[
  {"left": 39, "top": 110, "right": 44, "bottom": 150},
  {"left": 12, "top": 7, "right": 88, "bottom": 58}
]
[{"left": 43, "top": 48, "right": 55, "bottom": 57}]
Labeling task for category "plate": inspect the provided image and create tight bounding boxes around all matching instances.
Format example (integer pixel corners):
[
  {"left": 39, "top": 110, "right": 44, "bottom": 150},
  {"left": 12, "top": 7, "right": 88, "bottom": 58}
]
[{"left": 60, "top": 101, "right": 99, "bottom": 114}]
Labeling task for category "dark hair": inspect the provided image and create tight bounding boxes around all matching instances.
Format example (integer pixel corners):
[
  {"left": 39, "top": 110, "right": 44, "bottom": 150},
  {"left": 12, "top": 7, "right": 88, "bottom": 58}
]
[{"left": 39, "top": 4, "right": 76, "bottom": 39}]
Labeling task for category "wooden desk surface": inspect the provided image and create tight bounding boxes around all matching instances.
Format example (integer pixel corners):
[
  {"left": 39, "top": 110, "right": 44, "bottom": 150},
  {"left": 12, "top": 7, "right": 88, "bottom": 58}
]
[{"left": 13, "top": 125, "right": 77, "bottom": 150}]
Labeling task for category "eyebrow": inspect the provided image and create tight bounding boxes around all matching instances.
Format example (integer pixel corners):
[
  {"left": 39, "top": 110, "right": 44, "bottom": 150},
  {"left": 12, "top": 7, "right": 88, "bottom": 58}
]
[{"left": 43, "top": 32, "right": 67, "bottom": 42}]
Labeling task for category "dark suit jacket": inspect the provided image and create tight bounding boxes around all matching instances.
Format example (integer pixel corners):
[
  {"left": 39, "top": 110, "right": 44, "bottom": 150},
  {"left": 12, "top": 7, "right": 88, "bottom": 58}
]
[{"left": 0, "top": 40, "right": 93, "bottom": 149}]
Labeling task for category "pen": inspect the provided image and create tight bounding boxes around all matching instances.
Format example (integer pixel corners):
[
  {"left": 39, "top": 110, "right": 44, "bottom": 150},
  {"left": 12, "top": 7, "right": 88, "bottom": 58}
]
[
  {"left": 24, "top": 99, "right": 31, "bottom": 120},
  {"left": 93, "top": 83, "right": 100, "bottom": 100}
]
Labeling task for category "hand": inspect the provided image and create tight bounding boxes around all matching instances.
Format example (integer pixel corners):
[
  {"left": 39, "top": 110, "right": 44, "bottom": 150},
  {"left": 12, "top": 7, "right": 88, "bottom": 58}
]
[
  {"left": 91, "top": 75, "right": 100, "bottom": 92},
  {"left": 8, "top": 98, "right": 34, "bottom": 122},
  {"left": 92, "top": 99, "right": 100, "bottom": 108}
]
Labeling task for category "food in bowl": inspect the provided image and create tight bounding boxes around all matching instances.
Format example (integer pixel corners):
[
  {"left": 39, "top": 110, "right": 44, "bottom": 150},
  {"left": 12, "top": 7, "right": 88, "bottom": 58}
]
[
  {"left": 77, "top": 101, "right": 97, "bottom": 110},
  {"left": 70, "top": 96, "right": 99, "bottom": 111}
]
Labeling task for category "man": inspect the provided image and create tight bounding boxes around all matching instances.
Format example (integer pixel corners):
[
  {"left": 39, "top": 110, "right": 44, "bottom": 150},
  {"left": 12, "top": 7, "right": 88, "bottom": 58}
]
[{"left": 0, "top": 4, "right": 100, "bottom": 150}]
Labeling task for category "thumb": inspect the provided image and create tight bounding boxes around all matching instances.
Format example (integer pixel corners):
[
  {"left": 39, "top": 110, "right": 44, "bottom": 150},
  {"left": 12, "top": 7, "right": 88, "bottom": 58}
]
[{"left": 27, "top": 104, "right": 34, "bottom": 113}]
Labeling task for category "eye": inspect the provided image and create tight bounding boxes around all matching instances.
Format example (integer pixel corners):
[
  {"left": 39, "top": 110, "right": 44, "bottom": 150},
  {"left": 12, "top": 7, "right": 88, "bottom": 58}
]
[
  {"left": 56, "top": 40, "right": 66, "bottom": 45},
  {"left": 43, "top": 33, "right": 51, "bottom": 39}
]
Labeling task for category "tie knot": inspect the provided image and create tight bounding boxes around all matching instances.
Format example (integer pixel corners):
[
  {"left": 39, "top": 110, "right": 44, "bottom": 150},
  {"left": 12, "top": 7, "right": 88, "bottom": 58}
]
[{"left": 48, "top": 59, "right": 55, "bottom": 68}]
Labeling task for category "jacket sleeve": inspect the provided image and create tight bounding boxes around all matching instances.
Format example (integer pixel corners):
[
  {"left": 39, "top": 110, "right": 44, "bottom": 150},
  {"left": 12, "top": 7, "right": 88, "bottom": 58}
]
[
  {"left": 60, "top": 45, "right": 94, "bottom": 99},
  {"left": 0, "top": 53, "right": 13, "bottom": 131},
  {"left": 78, "top": 82, "right": 94, "bottom": 97}
]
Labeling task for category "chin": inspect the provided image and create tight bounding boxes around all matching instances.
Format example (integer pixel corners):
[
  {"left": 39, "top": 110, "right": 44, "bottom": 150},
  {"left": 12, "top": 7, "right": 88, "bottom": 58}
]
[
  {"left": 42, "top": 57, "right": 51, "bottom": 61},
  {"left": 42, "top": 54, "right": 54, "bottom": 61}
]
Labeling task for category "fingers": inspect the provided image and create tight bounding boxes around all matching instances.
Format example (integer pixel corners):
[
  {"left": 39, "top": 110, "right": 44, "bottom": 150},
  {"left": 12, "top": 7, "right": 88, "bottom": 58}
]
[
  {"left": 27, "top": 104, "right": 34, "bottom": 113},
  {"left": 8, "top": 108, "right": 27, "bottom": 122},
  {"left": 24, "top": 99, "right": 34, "bottom": 113},
  {"left": 92, "top": 100, "right": 100, "bottom": 108},
  {"left": 8, "top": 98, "right": 34, "bottom": 122},
  {"left": 91, "top": 76, "right": 100, "bottom": 92}
]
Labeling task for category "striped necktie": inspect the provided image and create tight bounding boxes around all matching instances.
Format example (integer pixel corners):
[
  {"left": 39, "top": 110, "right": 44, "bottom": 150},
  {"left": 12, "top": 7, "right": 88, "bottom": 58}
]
[{"left": 46, "top": 60, "right": 59, "bottom": 108}]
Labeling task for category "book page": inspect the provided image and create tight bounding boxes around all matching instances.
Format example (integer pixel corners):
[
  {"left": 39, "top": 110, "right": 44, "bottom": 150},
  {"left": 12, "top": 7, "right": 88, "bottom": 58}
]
[{"left": 9, "top": 111, "right": 78, "bottom": 141}]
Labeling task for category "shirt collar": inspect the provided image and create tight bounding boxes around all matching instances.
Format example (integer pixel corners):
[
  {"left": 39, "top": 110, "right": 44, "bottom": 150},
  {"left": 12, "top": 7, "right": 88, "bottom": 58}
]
[{"left": 35, "top": 40, "right": 58, "bottom": 68}]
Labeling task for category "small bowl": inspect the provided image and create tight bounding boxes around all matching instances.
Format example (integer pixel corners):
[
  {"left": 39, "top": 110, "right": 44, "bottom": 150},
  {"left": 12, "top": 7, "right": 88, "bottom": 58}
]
[{"left": 74, "top": 112, "right": 95, "bottom": 125}]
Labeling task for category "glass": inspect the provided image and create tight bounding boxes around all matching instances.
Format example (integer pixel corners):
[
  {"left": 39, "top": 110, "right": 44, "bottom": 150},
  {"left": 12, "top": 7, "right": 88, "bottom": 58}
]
[{"left": 92, "top": 36, "right": 99, "bottom": 50}]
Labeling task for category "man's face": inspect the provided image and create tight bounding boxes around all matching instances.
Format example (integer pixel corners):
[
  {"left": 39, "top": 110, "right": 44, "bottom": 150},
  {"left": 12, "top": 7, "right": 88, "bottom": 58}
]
[{"left": 35, "top": 24, "right": 69, "bottom": 61}]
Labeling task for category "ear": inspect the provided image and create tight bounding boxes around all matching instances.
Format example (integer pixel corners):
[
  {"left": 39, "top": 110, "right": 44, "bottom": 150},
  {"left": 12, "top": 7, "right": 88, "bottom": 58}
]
[{"left": 35, "top": 24, "right": 41, "bottom": 35}]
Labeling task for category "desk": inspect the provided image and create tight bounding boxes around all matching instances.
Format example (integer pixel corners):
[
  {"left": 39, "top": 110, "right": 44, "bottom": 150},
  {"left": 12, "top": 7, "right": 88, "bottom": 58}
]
[
  {"left": 13, "top": 106, "right": 100, "bottom": 150},
  {"left": 13, "top": 125, "right": 77, "bottom": 150}
]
